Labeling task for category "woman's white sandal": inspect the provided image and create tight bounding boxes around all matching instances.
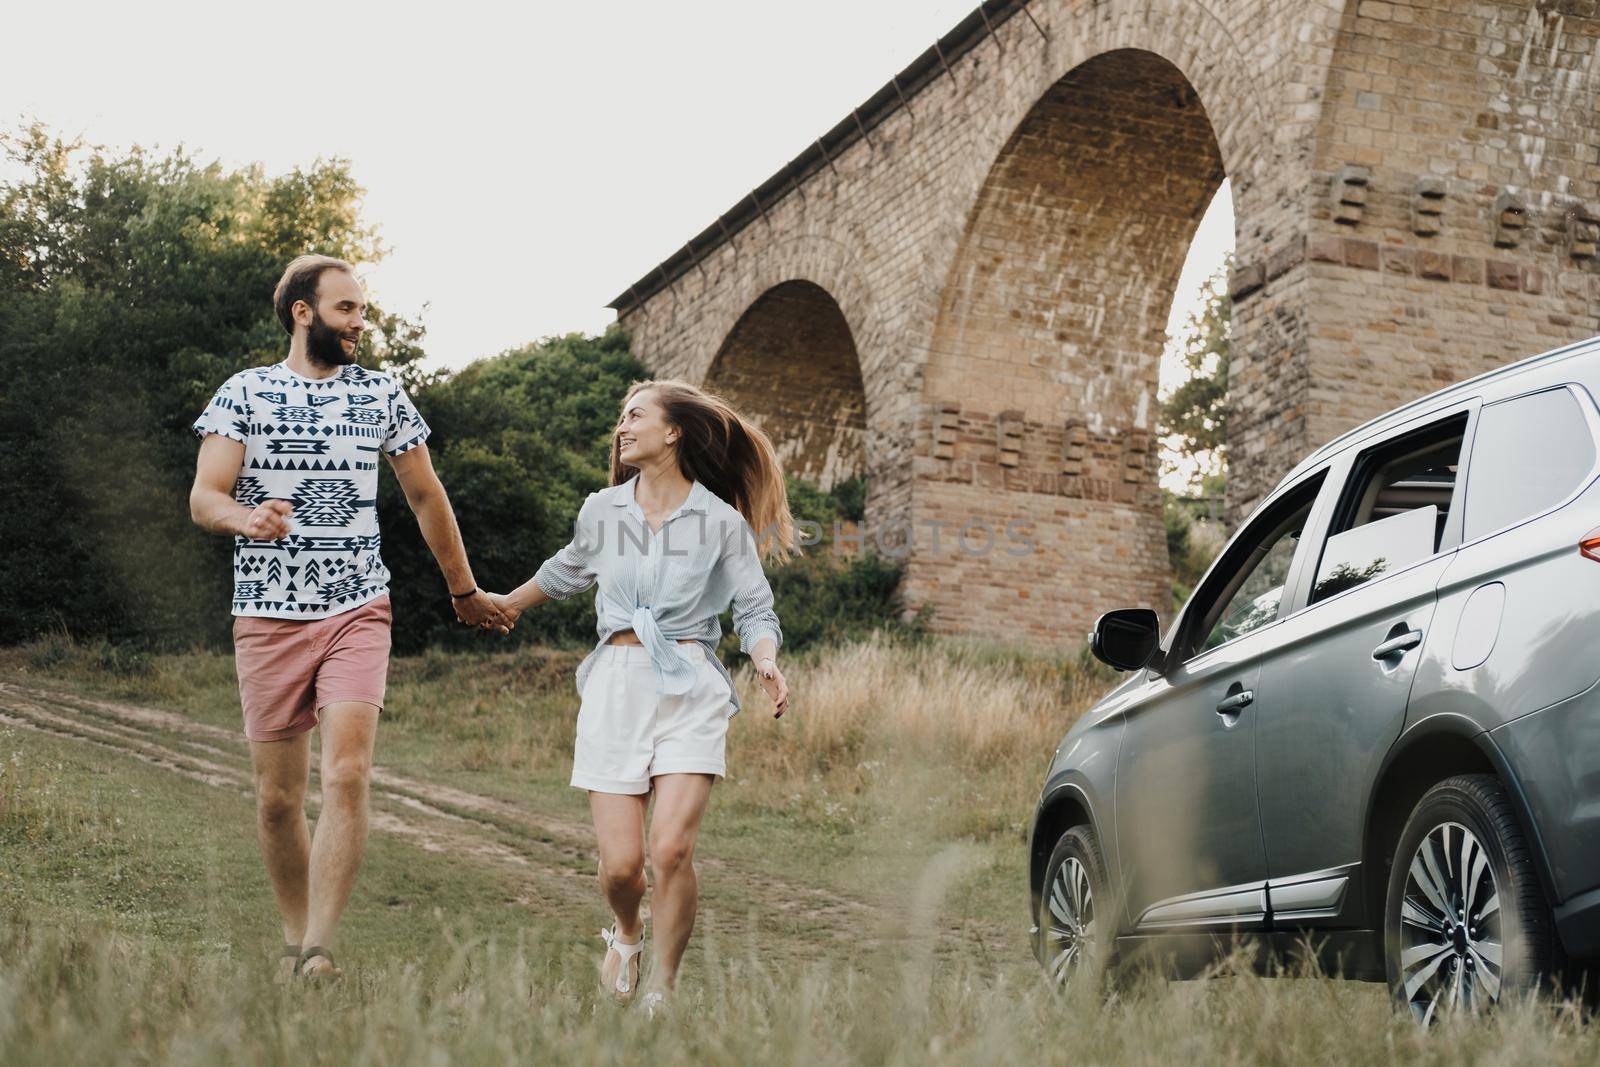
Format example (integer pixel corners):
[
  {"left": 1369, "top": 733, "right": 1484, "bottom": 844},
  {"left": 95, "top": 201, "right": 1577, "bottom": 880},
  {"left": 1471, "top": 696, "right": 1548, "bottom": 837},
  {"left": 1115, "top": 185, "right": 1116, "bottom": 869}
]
[
  {"left": 640, "top": 989, "right": 667, "bottom": 1020},
  {"left": 599, "top": 925, "right": 645, "bottom": 999}
]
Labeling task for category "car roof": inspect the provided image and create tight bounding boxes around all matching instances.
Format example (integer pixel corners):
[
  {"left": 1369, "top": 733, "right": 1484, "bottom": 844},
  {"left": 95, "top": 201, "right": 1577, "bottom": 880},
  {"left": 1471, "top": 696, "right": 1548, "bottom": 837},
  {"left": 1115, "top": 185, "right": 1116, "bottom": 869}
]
[{"left": 1272, "top": 333, "right": 1600, "bottom": 492}]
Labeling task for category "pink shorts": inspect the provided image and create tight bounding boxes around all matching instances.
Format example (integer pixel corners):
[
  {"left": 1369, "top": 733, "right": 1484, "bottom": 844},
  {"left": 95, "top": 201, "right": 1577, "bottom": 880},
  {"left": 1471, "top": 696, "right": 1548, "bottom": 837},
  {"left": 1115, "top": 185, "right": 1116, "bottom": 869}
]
[{"left": 232, "top": 595, "right": 392, "bottom": 742}]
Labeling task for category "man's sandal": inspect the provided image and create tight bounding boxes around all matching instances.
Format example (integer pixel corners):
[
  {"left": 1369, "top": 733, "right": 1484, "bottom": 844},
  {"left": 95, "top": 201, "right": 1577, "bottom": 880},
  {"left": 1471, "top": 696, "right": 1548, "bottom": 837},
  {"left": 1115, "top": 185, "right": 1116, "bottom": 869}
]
[
  {"left": 599, "top": 925, "right": 645, "bottom": 1000},
  {"left": 294, "top": 945, "right": 344, "bottom": 981}
]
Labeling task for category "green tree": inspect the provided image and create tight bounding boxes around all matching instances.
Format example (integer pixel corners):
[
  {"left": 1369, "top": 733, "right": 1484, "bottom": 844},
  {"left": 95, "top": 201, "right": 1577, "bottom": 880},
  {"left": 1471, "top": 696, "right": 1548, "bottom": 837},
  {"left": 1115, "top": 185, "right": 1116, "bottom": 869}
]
[
  {"left": 1160, "top": 261, "right": 1230, "bottom": 495},
  {"left": 1159, "top": 261, "right": 1232, "bottom": 611},
  {"left": 0, "top": 124, "right": 415, "bottom": 646},
  {"left": 379, "top": 329, "right": 651, "bottom": 653}
]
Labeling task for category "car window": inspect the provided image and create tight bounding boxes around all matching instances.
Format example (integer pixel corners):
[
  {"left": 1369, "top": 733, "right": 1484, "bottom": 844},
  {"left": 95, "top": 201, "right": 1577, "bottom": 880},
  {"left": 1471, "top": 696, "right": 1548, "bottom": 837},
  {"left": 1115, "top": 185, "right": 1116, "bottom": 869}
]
[
  {"left": 1184, "top": 474, "right": 1324, "bottom": 659},
  {"left": 1309, "top": 414, "right": 1466, "bottom": 604},
  {"left": 1464, "top": 387, "right": 1595, "bottom": 541},
  {"left": 1198, "top": 521, "right": 1302, "bottom": 654},
  {"left": 1314, "top": 505, "right": 1438, "bottom": 601}
]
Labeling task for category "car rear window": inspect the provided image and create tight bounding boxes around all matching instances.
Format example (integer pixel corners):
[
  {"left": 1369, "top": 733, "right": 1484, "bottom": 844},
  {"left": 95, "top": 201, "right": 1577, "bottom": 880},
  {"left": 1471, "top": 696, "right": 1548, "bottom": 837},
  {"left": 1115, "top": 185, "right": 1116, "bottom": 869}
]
[
  {"left": 1464, "top": 387, "right": 1596, "bottom": 541},
  {"left": 1309, "top": 413, "right": 1466, "bottom": 604}
]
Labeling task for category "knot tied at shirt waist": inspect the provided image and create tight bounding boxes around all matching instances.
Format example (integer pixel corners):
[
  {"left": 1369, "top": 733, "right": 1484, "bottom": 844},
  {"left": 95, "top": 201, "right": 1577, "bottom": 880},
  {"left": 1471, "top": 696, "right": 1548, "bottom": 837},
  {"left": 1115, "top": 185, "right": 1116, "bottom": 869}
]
[{"left": 630, "top": 605, "right": 699, "bottom": 696}]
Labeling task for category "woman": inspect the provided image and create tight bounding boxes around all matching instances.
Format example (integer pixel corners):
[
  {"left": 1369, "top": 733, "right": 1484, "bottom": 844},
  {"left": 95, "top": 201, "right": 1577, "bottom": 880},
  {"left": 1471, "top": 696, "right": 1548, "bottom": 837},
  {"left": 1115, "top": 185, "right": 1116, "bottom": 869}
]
[{"left": 489, "top": 379, "right": 792, "bottom": 1014}]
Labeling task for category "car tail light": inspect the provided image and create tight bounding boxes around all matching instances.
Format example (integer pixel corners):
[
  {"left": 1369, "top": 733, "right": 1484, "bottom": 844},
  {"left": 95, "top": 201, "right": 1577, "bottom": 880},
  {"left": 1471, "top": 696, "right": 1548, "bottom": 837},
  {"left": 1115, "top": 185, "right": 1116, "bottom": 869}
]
[{"left": 1581, "top": 527, "right": 1600, "bottom": 562}]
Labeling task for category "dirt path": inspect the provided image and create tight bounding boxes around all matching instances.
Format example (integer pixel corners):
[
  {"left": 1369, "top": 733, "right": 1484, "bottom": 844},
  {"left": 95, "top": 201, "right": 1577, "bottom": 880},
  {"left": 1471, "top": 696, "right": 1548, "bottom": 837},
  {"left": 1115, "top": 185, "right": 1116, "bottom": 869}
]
[{"left": 0, "top": 681, "right": 1004, "bottom": 963}]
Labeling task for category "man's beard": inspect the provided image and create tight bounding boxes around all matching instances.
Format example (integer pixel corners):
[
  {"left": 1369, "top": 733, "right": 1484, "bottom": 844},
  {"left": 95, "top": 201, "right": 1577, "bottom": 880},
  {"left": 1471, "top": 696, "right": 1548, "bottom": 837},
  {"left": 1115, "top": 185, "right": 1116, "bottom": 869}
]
[{"left": 306, "top": 310, "right": 357, "bottom": 368}]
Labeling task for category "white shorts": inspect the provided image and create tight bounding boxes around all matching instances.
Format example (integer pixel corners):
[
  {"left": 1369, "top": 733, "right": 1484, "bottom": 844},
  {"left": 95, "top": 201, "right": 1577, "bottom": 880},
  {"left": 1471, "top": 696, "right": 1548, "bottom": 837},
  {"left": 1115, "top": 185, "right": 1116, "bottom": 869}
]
[{"left": 570, "top": 642, "right": 729, "bottom": 795}]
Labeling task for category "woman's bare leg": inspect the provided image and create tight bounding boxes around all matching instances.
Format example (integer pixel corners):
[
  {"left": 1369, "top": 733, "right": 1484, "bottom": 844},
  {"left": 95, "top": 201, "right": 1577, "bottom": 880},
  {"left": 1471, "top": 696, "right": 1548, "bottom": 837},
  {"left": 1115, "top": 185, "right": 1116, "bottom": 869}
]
[
  {"left": 590, "top": 790, "right": 650, "bottom": 988},
  {"left": 644, "top": 773, "right": 714, "bottom": 992}
]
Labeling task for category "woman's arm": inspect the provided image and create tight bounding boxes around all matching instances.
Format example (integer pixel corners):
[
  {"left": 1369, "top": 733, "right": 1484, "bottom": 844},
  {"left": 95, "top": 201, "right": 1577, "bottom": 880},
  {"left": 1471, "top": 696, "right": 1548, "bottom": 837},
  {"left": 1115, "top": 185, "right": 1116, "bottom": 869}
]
[
  {"left": 499, "top": 573, "right": 554, "bottom": 617},
  {"left": 747, "top": 636, "right": 778, "bottom": 672},
  {"left": 726, "top": 520, "right": 789, "bottom": 717},
  {"left": 491, "top": 498, "right": 599, "bottom": 624},
  {"left": 489, "top": 550, "right": 581, "bottom": 628}
]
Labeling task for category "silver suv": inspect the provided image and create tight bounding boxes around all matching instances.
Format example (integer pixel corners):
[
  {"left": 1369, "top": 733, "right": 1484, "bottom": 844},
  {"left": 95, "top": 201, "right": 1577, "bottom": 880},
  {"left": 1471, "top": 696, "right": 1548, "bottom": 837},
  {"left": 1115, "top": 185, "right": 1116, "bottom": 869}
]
[{"left": 1029, "top": 336, "right": 1600, "bottom": 1019}]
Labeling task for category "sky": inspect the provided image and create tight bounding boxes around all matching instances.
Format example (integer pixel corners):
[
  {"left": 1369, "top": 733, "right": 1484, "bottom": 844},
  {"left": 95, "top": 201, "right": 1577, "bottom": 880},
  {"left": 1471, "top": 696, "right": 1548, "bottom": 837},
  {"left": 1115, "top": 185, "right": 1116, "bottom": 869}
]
[{"left": 3, "top": 0, "right": 1231, "bottom": 384}]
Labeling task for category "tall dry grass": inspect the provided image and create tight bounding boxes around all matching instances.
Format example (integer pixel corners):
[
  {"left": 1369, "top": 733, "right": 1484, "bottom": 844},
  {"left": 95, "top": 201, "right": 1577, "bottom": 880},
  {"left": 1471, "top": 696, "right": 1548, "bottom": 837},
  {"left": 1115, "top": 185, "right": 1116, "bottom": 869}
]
[
  {"left": 5, "top": 916, "right": 1600, "bottom": 1066},
  {"left": 726, "top": 632, "right": 1113, "bottom": 824}
]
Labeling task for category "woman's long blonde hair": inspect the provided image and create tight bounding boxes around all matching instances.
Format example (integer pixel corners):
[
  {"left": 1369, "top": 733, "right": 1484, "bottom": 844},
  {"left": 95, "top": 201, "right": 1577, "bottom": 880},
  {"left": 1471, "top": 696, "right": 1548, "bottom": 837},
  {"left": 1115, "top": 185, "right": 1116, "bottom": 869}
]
[{"left": 610, "top": 379, "right": 796, "bottom": 564}]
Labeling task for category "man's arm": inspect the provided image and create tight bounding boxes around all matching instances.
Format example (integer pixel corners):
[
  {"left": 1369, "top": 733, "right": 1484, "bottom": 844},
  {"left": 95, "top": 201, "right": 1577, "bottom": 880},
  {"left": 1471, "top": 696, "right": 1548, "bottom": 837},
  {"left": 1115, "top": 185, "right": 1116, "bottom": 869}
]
[
  {"left": 190, "top": 434, "right": 292, "bottom": 539},
  {"left": 386, "top": 444, "right": 508, "bottom": 630}
]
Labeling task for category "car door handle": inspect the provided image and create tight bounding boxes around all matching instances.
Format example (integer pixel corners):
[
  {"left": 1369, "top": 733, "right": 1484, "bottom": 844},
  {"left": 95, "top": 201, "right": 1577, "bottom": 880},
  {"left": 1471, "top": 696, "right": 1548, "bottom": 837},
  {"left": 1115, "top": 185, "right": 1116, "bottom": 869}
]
[
  {"left": 1215, "top": 690, "right": 1254, "bottom": 714},
  {"left": 1372, "top": 630, "right": 1424, "bottom": 660}
]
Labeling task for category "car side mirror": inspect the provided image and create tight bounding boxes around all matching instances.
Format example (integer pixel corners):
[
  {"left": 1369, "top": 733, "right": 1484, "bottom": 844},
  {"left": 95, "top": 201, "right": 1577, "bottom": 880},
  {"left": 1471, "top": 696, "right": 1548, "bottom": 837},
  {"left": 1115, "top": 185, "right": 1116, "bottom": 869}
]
[{"left": 1089, "top": 608, "right": 1163, "bottom": 672}]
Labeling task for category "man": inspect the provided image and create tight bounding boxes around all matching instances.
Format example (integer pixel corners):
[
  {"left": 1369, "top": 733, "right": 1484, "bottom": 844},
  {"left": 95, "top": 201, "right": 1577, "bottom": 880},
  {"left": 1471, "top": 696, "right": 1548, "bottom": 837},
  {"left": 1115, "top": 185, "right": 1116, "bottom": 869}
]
[{"left": 189, "top": 254, "right": 510, "bottom": 980}]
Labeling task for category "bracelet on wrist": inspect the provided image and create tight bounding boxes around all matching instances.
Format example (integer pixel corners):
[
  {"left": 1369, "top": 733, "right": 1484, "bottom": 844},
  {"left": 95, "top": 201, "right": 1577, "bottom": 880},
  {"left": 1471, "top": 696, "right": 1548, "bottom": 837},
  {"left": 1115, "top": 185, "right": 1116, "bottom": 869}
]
[{"left": 450, "top": 586, "right": 480, "bottom": 599}]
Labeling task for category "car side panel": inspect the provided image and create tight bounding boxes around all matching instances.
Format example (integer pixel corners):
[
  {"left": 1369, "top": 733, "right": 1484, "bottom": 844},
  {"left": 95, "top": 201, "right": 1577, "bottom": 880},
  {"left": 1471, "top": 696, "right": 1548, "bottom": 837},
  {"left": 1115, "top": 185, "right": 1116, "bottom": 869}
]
[
  {"left": 1400, "top": 387, "right": 1600, "bottom": 910},
  {"left": 1490, "top": 678, "right": 1600, "bottom": 906},
  {"left": 1256, "top": 554, "right": 1450, "bottom": 889},
  {"left": 1113, "top": 643, "right": 1269, "bottom": 930},
  {"left": 1028, "top": 698, "right": 1128, "bottom": 920},
  {"left": 1409, "top": 472, "right": 1600, "bottom": 735}
]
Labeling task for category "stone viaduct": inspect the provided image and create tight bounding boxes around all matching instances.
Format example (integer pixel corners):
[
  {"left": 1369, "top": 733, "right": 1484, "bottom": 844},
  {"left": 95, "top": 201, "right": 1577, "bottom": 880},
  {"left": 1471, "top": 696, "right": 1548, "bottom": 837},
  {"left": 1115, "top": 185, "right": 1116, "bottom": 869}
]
[{"left": 609, "top": 0, "right": 1600, "bottom": 645}]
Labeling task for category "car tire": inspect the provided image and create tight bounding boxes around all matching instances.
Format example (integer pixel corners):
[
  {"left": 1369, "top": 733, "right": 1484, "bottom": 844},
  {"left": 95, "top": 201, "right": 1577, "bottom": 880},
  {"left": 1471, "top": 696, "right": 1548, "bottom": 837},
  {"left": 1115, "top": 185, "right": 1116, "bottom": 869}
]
[
  {"left": 1038, "top": 824, "right": 1106, "bottom": 990},
  {"left": 1384, "top": 773, "right": 1559, "bottom": 1021}
]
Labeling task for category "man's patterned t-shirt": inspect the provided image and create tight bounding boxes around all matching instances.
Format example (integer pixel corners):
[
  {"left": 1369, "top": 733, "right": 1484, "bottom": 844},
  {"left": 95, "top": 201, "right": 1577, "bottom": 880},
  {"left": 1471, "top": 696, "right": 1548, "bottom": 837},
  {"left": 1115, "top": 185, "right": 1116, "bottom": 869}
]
[{"left": 192, "top": 361, "right": 430, "bottom": 619}]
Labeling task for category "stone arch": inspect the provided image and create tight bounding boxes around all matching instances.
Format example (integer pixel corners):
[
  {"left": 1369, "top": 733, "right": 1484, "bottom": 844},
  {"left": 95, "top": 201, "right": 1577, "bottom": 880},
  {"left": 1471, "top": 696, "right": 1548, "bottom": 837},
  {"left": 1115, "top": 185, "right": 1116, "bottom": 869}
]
[
  {"left": 705, "top": 279, "right": 869, "bottom": 491},
  {"left": 909, "top": 1, "right": 1277, "bottom": 331},
  {"left": 926, "top": 47, "right": 1228, "bottom": 428},
  {"left": 672, "top": 234, "right": 882, "bottom": 390},
  {"left": 908, "top": 47, "right": 1232, "bottom": 635}
]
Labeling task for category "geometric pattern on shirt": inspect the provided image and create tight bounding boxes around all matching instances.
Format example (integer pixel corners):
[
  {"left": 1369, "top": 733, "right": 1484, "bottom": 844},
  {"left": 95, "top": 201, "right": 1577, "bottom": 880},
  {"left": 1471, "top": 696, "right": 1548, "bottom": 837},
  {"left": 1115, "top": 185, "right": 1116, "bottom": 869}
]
[
  {"left": 320, "top": 573, "right": 369, "bottom": 603},
  {"left": 232, "top": 475, "right": 268, "bottom": 509},
  {"left": 342, "top": 406, "right": 384, "bottom": 425},
  {"left": 192, "top": 361, "right": 429, "bottom": 619},
  {"left": 266, "top": 439, "right": 330, "bottom": 455},
  {"left": 273, "top": 405, "right": 322, "bottom": 423},
  {"left": 248, "top": 456, "right": 355, "bottom": 471},
  {"left": 290, "top": 479, "right": 367, "bottom": 527}
]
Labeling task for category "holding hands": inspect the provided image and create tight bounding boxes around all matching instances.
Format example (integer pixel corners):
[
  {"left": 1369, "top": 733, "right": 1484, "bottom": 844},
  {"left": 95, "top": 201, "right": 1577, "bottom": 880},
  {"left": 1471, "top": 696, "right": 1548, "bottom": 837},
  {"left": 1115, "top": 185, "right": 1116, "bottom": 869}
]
[
  {"left": 453, "top": 588, "right": 515, "bottom": 635},
  {"left": 485, "top": 592, "right": 522, "bottom": 629}
]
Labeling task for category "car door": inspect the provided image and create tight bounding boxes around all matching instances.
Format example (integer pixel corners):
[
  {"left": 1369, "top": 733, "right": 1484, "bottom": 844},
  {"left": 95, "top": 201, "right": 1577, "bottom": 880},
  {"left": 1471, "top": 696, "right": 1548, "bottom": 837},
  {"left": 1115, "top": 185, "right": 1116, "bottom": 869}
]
[
  {"left": 1255, "top": 403, "right": 1476, "bottom": 922},
  {"left": 1113, "top": 470, "right": 1329, "bottom": 931}
]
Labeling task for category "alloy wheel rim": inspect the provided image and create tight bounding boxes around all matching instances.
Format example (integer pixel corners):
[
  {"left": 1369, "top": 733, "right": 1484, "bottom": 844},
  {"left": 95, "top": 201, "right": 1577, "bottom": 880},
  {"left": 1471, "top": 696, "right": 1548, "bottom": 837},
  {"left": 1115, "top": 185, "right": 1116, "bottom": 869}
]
[
  {"left": 1398, "top": 820, "right": 1504, "bottom": 1023},
  {"left": 1046, "top": 856, "right": 1095, "bottom": 986}
]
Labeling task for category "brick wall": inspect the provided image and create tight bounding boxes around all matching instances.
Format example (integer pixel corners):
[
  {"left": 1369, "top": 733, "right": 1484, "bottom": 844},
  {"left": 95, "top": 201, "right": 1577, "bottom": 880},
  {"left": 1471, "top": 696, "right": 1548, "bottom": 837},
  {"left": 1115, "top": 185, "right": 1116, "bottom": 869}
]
[{"left": 1229, "top": 0, "right": 1600, "bottom": 511}]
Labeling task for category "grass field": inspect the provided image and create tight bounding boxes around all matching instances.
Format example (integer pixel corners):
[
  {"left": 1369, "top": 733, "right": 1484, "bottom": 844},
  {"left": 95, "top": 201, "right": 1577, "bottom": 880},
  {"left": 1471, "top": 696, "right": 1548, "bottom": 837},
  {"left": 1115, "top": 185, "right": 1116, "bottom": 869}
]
[{"left": 3, "top": 632, "right": 1599, "bottom": 1064}]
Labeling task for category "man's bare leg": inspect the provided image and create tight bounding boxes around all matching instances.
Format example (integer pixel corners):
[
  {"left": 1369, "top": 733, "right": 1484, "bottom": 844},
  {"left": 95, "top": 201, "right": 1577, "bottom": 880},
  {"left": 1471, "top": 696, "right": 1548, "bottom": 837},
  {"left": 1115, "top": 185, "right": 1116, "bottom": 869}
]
[
  {"left": 249, "top": 733, "right": 312, "bottom": 978},
  {"left": 645, "top": 773, "right": 714, "bottom": 993},
  {"left": 299, "top": 701, "right": 380, "bottom": 976},
  {"left": 590, "top": 790, "right": 650, "bottom": 990}
]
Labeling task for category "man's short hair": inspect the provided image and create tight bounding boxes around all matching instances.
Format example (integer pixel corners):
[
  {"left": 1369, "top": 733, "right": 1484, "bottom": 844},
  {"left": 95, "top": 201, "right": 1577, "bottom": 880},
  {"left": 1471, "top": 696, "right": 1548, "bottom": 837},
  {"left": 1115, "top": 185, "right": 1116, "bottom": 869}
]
[{"left": 273, "top": 255, "right": 356, "bottom": 337}]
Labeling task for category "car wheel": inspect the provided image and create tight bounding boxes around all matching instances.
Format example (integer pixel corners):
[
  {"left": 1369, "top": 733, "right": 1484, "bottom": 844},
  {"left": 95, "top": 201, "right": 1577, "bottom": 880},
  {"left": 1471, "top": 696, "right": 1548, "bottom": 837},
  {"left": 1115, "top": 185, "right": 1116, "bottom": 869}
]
[
  {"left": 1039, "top": 824, "right": 1105, "bottom": 990},
  {"left": 1384, "top": 773, "right": 1558, "bottom": 1022}
]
